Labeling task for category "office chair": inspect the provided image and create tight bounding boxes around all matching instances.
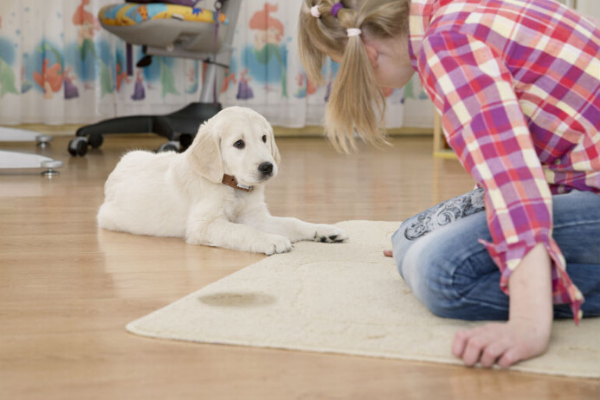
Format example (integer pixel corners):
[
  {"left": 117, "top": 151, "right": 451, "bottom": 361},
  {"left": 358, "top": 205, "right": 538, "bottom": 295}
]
[{"left": 68, "top": 0, "right": 241, "bottom": 156}]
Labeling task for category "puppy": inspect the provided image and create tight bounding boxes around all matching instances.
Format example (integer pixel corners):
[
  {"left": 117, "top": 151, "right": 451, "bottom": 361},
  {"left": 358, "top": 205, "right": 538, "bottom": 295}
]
[{"left": 97, "top": 106, "right": 347, "bottom": 254}]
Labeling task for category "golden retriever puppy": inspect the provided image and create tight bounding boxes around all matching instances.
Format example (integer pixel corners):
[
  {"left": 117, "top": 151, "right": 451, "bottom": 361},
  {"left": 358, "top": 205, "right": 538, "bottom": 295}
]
[{"left": 97, "top": 106, "right": 347, "bottom": 254}]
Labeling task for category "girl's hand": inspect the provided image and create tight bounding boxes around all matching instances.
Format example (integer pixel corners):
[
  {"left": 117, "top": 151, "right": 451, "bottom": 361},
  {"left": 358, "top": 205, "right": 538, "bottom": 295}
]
[
  {"left": 451, "top": 317, "right": 551, "bottom": 368},
  {"left": 386, "top": 243, "right": 553, "bottom": 367},
  {"left": 452, "top": 243, "right": 553, "bottom": 368}
]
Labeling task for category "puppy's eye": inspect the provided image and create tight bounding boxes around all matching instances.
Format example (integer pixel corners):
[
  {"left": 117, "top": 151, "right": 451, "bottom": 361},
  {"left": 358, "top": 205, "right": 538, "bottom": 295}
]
[
  {"left": 262, "top": 135, "right": 267, "bottom": 143},
  {"left": 233, "top": 140, "right": 245, "bottom": 149}
]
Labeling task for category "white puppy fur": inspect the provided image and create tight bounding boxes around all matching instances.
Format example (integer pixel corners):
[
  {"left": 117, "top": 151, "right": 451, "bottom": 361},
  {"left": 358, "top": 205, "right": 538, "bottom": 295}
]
[{"left": 97, "top": 106, "right": 347, "bottom": 255}]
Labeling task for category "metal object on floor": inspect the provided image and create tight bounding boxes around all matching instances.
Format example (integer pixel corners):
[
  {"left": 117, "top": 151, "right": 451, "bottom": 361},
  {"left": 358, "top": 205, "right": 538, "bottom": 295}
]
[
  {"left": 0, "top": 127, "right": 63, "bottom": 177},
  {"left": 40, "top": 160, "right": 63, "bottom": 177},
  {"left": 0, "top": 150, "right": 64, "bottom": 176}
]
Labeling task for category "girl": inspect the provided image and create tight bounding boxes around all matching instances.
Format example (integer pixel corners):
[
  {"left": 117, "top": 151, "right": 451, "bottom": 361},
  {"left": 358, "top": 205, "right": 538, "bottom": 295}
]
[{"left": 298, "top": 0, "right": 600, "bottom": 368}]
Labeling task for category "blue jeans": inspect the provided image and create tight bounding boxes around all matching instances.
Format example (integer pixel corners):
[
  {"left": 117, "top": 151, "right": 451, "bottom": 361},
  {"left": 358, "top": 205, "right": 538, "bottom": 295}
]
[{"left": 391, "top": 189, "right": 600, "bottom": 321}]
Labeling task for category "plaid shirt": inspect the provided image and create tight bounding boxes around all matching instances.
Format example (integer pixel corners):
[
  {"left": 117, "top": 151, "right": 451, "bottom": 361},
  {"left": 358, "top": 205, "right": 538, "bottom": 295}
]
[{"left": 409, "top": 0, "right": 600, "bottom": 322}]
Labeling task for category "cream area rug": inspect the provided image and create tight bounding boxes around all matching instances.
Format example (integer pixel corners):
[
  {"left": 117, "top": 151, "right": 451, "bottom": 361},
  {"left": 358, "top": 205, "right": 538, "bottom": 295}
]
[{"left": 127, "top": 221, "right": 599, "bottom": 378}]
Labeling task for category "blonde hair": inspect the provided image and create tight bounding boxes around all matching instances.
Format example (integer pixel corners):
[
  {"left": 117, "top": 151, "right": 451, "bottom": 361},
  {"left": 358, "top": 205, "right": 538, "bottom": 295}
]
[{"left": 298, "top": 0, "right": 411, "bottom": 152}]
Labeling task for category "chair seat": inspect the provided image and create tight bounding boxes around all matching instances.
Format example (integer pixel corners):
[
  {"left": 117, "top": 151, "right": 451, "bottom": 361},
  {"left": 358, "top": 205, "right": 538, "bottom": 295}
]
[
  {"left": 99, "top": 3, "right": 227, "bottom": 26},
  {"left": 99, "top": 3, "right": 228, "bottom": 53}
]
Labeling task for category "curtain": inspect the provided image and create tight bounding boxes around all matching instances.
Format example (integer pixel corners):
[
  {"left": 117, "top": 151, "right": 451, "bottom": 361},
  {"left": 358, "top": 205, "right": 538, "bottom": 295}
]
[
  {"left": 0, "top": 0, "right": 204, "bottom": 125},
  {"left": 0, "top": 0, "right": 432, "bottom": 128}
]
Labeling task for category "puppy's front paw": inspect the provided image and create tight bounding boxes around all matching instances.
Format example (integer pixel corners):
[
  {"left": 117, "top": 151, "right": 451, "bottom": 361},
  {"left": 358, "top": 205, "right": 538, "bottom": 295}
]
[
  {"left": 313, "top": 225, "right": 348, "bottom": 243},
  {"left": 259, "top": 234, "right": 292, "bottom": 255}
]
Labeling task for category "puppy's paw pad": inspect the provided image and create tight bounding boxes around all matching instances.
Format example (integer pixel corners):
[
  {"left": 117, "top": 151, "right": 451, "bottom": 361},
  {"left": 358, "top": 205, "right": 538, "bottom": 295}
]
[{"left": 314, "top": 226, "right": 348, "bottom": 243}]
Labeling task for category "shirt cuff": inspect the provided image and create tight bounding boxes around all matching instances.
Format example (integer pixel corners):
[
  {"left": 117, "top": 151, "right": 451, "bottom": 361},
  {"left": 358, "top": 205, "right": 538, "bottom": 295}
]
[{"left": 479, "top": 235, "right": 584, "bottom": 324}]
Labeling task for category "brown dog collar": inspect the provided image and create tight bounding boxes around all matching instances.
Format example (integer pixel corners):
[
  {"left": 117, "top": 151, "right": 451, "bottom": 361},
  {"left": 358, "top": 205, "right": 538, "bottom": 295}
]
[{"left": 222, "top": 174, "right": 253, "bottom": 192}]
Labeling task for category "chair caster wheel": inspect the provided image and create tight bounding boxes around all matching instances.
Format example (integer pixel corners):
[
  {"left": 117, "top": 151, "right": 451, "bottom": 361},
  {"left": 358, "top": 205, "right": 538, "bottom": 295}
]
[
  {"left": 179, "top": 134, "right": 193, "bottom": 151},
  {"left": 68, "top": 137, "right": 88, "bottom": 157},
  {"left": 157, "top": 142, "right": 180, "bottom": 153},
  {"left": 88, "top": 134, "right": 104, "bottom": 149}
]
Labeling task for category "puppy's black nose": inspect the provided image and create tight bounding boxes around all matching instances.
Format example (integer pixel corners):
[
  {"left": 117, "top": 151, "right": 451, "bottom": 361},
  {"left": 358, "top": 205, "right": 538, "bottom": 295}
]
[{"left": 258, "top": 162, "right": 273, "bottom": 176}]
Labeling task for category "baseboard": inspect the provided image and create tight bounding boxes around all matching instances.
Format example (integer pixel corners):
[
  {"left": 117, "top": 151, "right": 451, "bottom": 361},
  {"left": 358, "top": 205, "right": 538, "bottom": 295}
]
[
  {"left": 272, "top": 125, "right": 433, "bottom": 137},
  {"left": 6, "top": 124, "right": 434, "bottom": 138}
]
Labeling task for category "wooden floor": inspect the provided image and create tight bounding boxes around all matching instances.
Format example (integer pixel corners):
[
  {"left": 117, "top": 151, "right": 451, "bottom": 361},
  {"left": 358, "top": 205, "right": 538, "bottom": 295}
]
[{"left": 0, "top": 135, "right": 597, "bottom": 400}]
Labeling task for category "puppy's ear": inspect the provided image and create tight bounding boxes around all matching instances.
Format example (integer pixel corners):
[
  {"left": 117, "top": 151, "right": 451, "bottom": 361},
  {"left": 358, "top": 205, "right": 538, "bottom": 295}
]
[
  {"left": 267, "top": 124, "right": 281, "bottom": 165},
  {"left": 186, "top": 121, "right": 224, "bottom": 183}
]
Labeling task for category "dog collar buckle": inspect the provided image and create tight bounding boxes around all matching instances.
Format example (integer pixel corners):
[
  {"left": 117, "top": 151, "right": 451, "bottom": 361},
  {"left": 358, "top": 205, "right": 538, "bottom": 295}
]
[{"left": 222, "top": 174, "right": 253, "bottom": 192}]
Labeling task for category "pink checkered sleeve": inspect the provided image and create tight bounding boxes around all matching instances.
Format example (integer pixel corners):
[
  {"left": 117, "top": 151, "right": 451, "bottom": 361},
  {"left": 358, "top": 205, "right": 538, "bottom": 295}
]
[{"left": 417, "top": 31, "right": 584, "bottom": 321}]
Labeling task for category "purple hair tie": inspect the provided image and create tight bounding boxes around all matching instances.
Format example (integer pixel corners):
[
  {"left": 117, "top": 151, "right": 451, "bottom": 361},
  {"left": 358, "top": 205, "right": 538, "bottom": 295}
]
[{"left": 330, "top": 2, "right": 343, "bottom": 18}]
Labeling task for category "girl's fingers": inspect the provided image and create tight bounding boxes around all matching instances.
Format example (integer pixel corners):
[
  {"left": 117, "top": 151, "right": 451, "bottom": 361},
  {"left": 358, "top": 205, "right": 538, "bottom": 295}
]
[
  {"left": 383, "top": 250, "right": 393, "bottom": 257},
  {"left": 497, "top": 348, "right": 522, "bottom": 368},
  {"left": 479, "top": 340, "right": 510, "bottom": 368},
  {"left": 452, "top": 329, "right": 471, "bottom": 358},
  {"left": 462, "top": 334, "right": 492, "bottom": 366}
]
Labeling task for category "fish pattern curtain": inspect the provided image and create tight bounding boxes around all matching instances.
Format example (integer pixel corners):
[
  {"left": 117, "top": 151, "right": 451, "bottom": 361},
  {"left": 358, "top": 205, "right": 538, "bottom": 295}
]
[{"left": 0, "top": 0, "right": 433, "bottom": 129}]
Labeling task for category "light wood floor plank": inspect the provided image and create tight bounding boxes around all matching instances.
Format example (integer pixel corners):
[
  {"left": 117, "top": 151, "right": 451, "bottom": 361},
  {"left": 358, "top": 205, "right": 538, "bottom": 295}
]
[{"left": 0, "top": 136, "right": 597, "bottom": 400}]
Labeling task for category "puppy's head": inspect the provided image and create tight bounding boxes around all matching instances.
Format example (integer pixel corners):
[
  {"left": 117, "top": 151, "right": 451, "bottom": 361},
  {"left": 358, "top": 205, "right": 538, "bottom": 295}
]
[{"left": 187, "top": 107, "right": 281, "bottom": 187}]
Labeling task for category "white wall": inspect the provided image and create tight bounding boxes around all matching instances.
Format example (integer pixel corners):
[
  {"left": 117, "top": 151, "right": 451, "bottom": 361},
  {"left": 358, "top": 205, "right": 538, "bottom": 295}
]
[
  {"left": 576, "top": 0, "right": 600, "bottom": 26},
  {"left": 556, "top": 0, "right": 599, "bottom": 26}
]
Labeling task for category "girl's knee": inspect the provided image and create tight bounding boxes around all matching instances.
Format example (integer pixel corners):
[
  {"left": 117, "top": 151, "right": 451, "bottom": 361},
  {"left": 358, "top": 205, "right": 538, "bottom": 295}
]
[
  {"left": 395, "top": 232, "right": 502, "bottom": 320},
  {"left": 397, "top": 238, "right": 465, "bottom": 318},
  {"left": 392, "top": 209, "right": 500, "bottom": 320}
]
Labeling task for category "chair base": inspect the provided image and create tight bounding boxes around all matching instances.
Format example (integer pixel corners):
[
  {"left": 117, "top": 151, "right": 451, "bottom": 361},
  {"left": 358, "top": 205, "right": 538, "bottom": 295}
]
[{"left": 68, "top": 102, "right": 222, "bottom": 156}]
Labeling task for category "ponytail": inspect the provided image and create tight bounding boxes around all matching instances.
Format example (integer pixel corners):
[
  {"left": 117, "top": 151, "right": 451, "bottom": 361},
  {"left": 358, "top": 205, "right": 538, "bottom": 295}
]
[
  {"left": 298, "top": 0, "right": 411, "bottom": 152},
  {"left": 326, "top": 28, "right": 385, "bottom": 152}
]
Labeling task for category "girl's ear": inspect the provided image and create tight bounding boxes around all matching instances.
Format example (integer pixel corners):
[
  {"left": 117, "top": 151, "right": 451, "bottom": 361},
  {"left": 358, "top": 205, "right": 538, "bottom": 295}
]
[{"left": 364, "top": 44, "right": 379, "bottom": 69}]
